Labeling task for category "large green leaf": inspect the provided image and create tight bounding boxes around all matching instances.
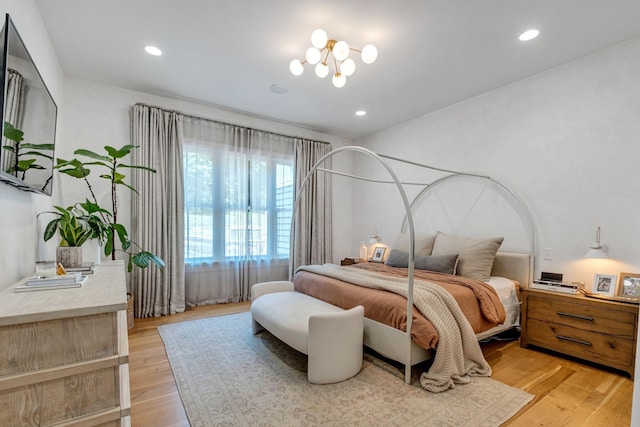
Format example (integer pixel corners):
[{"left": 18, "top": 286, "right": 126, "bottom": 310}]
[
  {"left": 112, "top": 171, "right": 126, "bottom": 183},
  {"left": 112, "top": 223, "right": 129, "bottom": 248},
  {"left": 4, "top": 122, "right": 24, "bottom": 142},
  {"left": 117, "top": 164, "right": 157, "bottom": 173},
  {"left": 106, "top": 144, "right": 137, "bottom": 159},
  {"left": 43, "top": 219, "right": 60, "bottom": 242},
  {"left": 55, "top": 158, "right": 91, "bottom": 178},
  {"left": 20, "top": 143, "right": 55, "bottom": 151},
  {"left": 74, "top": 149, "right": 112, "bottom": 163},
  {"left": 132, "top": 251, "right": 165, "bottom": 270},
  {"left": 80, "top": 199, "right": 111, "bottom": 216},
  {"left": 20, "top": 151, "right": 54, "bottom": 160}
]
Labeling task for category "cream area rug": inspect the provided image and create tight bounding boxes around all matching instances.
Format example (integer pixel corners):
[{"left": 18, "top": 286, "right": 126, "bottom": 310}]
[{"left": 158, "top": 312, "right": 533, "bottom": 426}]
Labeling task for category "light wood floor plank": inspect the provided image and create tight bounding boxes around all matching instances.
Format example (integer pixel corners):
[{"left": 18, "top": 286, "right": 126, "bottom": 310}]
[{"left": 128, "top": 302, "right": 632, "bottom": 426}]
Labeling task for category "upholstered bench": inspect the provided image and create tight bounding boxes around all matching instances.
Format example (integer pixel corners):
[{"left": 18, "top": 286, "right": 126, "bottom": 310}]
[{"left": 251, "top": 280, "right": 364, "bottom": 384}]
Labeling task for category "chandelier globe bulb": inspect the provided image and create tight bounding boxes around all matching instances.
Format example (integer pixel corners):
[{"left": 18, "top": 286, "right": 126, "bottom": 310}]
[
  {"left": 311, "top": 28, "right": 328, "bottom": 49},
  {"left": 341, "top": 58, "right": 356, "bottom": 76},
  {"left": 289, "top": 59, "right": 304, "bottom": 76},
  {"left": 333, "top": 40, "right": 350, "bottom": 61},
  {"left": 361, "top": 44, "right": 378, "bottom": 64},
  {"left": 315, "top": 62, "right": 329, "bottom": 78},
  {"left": 305, "top": 47, "right": 321, "bottom": 64},
  {"left": 332, "top": 72, "right": 346, "bottom": 88}
]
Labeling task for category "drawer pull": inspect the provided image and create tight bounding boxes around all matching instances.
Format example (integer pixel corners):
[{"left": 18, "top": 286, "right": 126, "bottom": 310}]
[
  {"left": 556, "top": 311, "right": 593, "bottom": 322},
  {"left": 555, "top": 334, "right": 592, "bottom": 346}
]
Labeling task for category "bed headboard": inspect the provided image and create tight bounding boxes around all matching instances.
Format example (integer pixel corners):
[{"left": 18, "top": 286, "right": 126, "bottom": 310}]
[
  {"left": 491, "top": 251, "right": 532, "bottom": 288},
  {"left": 398, "top": 173, "right": 536, "bottom": 286}
]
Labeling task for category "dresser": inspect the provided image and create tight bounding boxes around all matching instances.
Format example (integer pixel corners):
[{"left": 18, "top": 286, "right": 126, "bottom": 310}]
[
  {"left": 0, "top": 261, "right": 131, "bottom": 426},
  {"left": 520, "top": 288, "right": 638, "bottom": 378}
]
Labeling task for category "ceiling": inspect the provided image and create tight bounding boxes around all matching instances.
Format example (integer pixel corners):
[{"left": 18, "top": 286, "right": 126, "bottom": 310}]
[{"left": 35, "top": 0, "right": 640, "bottom": 140}]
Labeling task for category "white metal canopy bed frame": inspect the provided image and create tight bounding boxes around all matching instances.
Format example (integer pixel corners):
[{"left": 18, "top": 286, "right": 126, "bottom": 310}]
[{"left": 290, "top": 146, "right": 536, "bottom": 383}]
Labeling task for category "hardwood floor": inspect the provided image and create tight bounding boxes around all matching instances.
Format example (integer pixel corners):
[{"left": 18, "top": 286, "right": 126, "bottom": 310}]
[{"left": 128, "top": 302, "right": 633, "bottom": 426}]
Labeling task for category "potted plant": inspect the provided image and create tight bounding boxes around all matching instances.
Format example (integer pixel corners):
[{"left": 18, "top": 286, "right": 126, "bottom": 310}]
[
  {"left": 39, "top": 200, "right": 110, "bottom": 267},
  {"left": 54, "top": 144, "right": 164, "bottom": 271}
]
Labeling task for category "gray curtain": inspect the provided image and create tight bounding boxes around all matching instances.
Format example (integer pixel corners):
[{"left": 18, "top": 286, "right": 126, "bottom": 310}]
[
  {"left": 183, "top": 117, "right": 294, "bottom": 305},
  {"left": 292, "top": 138, "right": 332, "bottom": 270},
  {"left": 130, "top": 103, "right": 186, "bottom": 317},
  {"left": 2, "top": 69, "right": 24, "bottom": 174}
]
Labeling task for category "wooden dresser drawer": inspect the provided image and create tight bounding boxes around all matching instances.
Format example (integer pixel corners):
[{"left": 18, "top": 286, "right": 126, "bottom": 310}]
[
  {"left": 521, "top": 289, "right": 638, "bottom": 378},
  {"left": 526, "top": 294, "right": 636, "bottom": 338},
  {"left": 526, "top": 318, "right": 635, "bottom": 367}
]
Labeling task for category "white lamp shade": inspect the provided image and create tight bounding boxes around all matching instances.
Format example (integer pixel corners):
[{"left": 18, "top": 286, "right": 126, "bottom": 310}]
[
  {"left": 315, "top": 62, "right": 329, "bottom": 78},
  {"left": 361, "top": 44, "right": 378, "bottom": 64},
  {"left": 289, "top": 59, "right": 304, "bottom": 76},
  {"left": 333, "top": 40, "right": 350, "bottom": 61},
  {"left": 341, "top": 58, "right": 356, "bottom": 76},
  {"left": 584, "top": 247, "right": 608, "bottom": 259},
  {"left": 311, "top": 28, "right": 328, "bottom": 49},
  {"left": 305, "top": 47, "right": 321, "bottom": 64},
  {"left": 332, "top": 73, "right": 346, "bottom": 88},
  {"left": 584, "top": 226, "right": 608, "bottom": 258}
]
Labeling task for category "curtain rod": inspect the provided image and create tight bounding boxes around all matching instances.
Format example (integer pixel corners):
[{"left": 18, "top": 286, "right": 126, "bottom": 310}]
[{"left": 133, "top": 102, "right": 331, "bottom": 146}]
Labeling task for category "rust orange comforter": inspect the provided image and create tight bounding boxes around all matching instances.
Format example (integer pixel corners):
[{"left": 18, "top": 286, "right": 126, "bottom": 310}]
[{"left": 292, "top": 263, "right": 506, "bottom": 350}]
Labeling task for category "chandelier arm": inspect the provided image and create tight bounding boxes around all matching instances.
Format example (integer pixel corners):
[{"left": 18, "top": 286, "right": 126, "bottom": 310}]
[
  {"left": 322, "top": 49, "right": 331, "bottom": 65},
  {"left": 333, "top": 54, "right": 340, "bottom": 74}
]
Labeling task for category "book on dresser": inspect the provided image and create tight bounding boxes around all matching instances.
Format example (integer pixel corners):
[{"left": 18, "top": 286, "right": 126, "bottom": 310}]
[
  {"left": 14, "top": 273, "right": 88, "bottom": 292},
  {"left": 530, "top": 279, "right": 584, "bottom": 294},
  {"left": 64, "top": 262, "right": 95, "bottom": 274}
]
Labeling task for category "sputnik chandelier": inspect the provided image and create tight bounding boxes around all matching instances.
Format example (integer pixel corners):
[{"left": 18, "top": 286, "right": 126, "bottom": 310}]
[{"left": 289, "top": 28, "right": 377, "bottom": 88}]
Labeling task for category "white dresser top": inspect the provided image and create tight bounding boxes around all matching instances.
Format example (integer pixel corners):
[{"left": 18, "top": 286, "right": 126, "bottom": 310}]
[{"left": 0, "top": 261, "right": 127, "bottom": 326}]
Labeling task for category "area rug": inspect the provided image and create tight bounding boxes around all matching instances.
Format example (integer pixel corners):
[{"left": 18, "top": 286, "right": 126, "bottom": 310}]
[{"left": 158, "top": 312, "right": 533, "bottom": 426}]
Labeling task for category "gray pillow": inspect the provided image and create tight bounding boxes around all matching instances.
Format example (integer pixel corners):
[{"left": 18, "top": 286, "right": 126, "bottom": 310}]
[
  {"left": 431, "top": 231, "right": 504, "bottom": 282},
  {"left": 385, "top": 249, "right": 459, "bottom": 275}
]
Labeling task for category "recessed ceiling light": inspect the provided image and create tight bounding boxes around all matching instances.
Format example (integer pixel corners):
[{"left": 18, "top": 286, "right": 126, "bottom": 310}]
[
  {"left": 519, "top": 29, "right": 539, "bottom": 41},
  {"left": 144, "top": 45, "right": 163, "bottom": 56},
  {"left": 355, "top": 110, "right": 367, "bottom": 116},
  {"left": 269, "top": 84, "right": 289, "bottom": 94}
]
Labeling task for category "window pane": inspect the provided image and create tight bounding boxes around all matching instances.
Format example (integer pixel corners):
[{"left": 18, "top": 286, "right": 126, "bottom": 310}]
[
  {"left": 184, "top": 150, "right": 214, "bottom": 260},
  {"left": 225, "top": 209, "right": 246, "bottom": 257},
  {"left": 276, "top": 163, "right": 293, "bottom": 257},
  {"left": 184, "top": 145, "right": 294, "bottom": 262}
]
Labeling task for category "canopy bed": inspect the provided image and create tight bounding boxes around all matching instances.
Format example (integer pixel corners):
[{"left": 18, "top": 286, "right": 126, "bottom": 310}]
[{"left": 288, "top": 146, "right": 536, "bottom": 389}]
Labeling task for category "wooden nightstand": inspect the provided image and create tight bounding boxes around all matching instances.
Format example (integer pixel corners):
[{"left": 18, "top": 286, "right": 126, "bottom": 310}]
[{"left": 520, "top": 288, "right": 638, "bottom": 378}]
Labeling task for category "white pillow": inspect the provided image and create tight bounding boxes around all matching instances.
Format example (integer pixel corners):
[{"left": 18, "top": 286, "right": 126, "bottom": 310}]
[
  {"left": 431, "top": 231, "right": 503, "bottom": 282},
  {"left": 393, "top": 233, "right": 435, "bottom": 255}
]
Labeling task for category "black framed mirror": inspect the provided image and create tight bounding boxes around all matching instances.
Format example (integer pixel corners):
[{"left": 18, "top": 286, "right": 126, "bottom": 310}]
[{"left": 0, "top": 13, "right": 57, "bottom": 195}]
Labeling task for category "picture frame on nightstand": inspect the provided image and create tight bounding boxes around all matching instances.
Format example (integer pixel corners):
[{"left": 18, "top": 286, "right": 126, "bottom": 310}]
[
  {"left": 617, "top": 272, "right": 640, "bottom": 300},
  {"left": 371, "top": 247, "right": 386, "bottom": 263},
  {"left": 592, "top": 273, "right": 617, "bottom": 297}
]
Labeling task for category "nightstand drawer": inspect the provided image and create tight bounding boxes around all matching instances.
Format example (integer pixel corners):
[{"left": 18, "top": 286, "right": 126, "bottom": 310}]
[
  {"left": 526, "top": 294, "right": 636, "bottom": 338},
  {"left": 526, "top": 318, "right": 635, "bottom": 367}
]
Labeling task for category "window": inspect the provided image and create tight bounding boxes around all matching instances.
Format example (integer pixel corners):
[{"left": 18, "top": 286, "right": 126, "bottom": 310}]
[{"left": 183, "top": 144, "right": 293, "bottom": 264}]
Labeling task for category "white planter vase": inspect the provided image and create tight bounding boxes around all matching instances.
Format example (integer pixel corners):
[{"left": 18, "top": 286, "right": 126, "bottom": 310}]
[{"left": 56, "top": 246, "right": 83, "bottom": 268}]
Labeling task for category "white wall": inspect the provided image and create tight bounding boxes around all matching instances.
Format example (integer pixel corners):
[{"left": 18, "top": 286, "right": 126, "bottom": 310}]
[
  {"left": 353, "top": 36, "right": 640, "bottom": 422},
  {"left": 0, "top": 0, "right": 64, "bottom": 289},
  {"left": 354, "top": 37, "right": 640, "bottom": 286},
  {"left": 61, "top": 77, "right": 355, "bottom": 268}
]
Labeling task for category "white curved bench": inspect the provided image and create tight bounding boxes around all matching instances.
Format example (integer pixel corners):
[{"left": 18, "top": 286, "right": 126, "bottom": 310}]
[{"left": 251, "top": 281, "right": 364, "bottom": 384}]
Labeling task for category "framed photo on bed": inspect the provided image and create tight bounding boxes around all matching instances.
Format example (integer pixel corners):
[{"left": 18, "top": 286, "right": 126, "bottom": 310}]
[
  {"left": 371, "top": 247, "right": 386, "bottom": 263},
  {"left": 617, "top": 272, "right": 640, "bottom": 300},
  {"left": 592, "top": 273, "right": 617, "bottom": 297}
]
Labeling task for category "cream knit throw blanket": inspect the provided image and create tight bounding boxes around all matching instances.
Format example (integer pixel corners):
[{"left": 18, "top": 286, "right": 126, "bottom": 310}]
[{"left": 296, "top": 264, "right": 492, "bottom": 393}]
